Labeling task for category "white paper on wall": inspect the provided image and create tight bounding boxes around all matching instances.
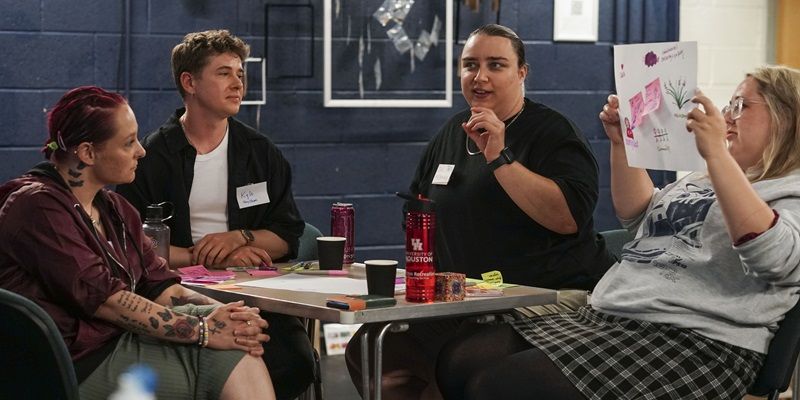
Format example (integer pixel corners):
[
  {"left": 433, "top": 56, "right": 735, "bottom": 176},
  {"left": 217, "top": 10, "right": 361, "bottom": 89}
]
[{"left": 613, "top": 41, "right": 705, "bottom": 172}]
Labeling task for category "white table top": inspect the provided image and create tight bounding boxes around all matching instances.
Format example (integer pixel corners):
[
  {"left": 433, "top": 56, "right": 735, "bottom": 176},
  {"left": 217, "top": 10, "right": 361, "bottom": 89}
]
[{"left": 189, "top": 265, "right": 558, "bottom": 324}]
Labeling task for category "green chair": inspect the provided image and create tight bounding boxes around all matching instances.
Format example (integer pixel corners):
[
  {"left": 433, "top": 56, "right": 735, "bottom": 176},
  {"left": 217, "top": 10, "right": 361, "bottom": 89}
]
[
  {"left": 296, "top": 222, "right": 323, "bottom": 261},
  {"left": 599, "top": 228, "right": 634, "bottom": 260}
]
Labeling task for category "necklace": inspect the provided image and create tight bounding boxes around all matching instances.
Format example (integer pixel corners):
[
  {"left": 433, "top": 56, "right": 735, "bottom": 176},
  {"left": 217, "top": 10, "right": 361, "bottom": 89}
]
[
  {"left": 85, "top": 204, "right": 100, "bottom": 228},
  {"left": 466, "top": 103, "right": 525, "bottom": 156}
]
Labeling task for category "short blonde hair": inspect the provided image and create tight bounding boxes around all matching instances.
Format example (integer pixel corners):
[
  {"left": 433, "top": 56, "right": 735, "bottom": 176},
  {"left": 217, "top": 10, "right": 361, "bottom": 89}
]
[{"left": 747, "top": 65, "right": 800, "bottom": 182}]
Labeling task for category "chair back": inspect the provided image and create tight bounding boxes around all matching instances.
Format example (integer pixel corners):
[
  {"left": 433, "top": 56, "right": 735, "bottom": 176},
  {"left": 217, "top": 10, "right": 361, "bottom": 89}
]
[
  {"left": 748, "top": 297, "right": 800, "bottom": 399},
  {"left": 296, "top": 222, "right": 323, "bottom": 261},
  {"left": 0, "top": 288, "right": 79, "bottom": 400},
  {"left": 599, "top": 229, "right": 634, "bottom": 260}
]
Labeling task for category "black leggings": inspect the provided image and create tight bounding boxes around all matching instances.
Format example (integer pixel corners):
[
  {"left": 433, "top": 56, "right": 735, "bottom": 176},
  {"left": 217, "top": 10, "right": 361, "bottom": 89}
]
[{"left": 436, "top": 322, "right": 586, "bottom": 400}]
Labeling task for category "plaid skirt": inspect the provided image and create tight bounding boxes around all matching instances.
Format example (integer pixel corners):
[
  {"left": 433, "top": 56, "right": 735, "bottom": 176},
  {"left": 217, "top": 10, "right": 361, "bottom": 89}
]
[{"left": 510, "top": 307, "right": 764, "bottom": 400}]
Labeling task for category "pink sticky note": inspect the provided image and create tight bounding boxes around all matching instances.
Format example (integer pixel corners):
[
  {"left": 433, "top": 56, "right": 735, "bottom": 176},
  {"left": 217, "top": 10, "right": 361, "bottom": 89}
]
[
  {"left": 643, "top": 78, "right": 662, "bottom": 115},
  {"left": 178, "top": 265, "right": 210, "bottom": 277},
  {"left": 247, "top": 270, "right": 280, "bottom": 277},
  {"left": 628, "top": 92, "right": 645, "bottom": 129}
]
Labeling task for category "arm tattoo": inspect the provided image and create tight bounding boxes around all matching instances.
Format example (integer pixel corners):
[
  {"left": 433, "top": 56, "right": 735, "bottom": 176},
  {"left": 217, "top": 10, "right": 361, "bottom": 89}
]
[
  {"left": 164, "top": 317, "right": 198, "bottom": 339},
  {"left": 149, "top": 317, "right": 159, "bottom": 329},
  {"left": 117, "top": 291, "right": 145, "bottom": 313},
  {"left": 117, "top": 315, "right": 151, "bottom": 336},
  {"left": 157, "top": 309, "right": 173, "bottom": 322}
]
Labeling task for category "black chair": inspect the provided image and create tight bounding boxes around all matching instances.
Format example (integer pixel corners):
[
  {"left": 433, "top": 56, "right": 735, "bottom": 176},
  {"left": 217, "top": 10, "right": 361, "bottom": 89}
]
[
  {"left": 0, "top": 288, "right": 79, "bottom": 400},
  {"left": 747, "top": 298, "right": 800, "bottom": 400}
]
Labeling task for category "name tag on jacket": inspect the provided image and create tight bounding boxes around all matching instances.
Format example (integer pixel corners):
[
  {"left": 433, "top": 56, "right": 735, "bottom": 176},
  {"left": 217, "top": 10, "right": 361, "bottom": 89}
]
[
  {"left": 432, "top": 164, "right": 455, "bottom": 185},
  {"left": 236, "top": 182, "right": 270, "bottom": 209}
]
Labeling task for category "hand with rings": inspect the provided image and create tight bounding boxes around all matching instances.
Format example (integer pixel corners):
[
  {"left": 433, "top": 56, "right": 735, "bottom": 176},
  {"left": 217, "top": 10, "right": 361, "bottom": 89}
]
[{"left": 205, "top": 301, "right": 270, "bottom": 356}]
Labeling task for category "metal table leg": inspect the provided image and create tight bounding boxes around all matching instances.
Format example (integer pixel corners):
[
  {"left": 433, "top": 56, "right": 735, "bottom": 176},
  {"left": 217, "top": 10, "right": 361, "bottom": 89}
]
[
  {"left": 360, "top": 328, "right": 371, "bottom": 399},
  {"left": 357, "top": 321, "right": 410, "bottom": 400},
  {"left": 373, "top": 322, "right": 409, "bottom": 400}
]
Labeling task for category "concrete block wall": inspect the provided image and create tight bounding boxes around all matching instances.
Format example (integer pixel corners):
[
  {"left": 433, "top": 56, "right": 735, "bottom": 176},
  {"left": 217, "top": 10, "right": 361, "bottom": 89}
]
[{"left": 0, "top": 0, "right": 678, "bottom": 263}]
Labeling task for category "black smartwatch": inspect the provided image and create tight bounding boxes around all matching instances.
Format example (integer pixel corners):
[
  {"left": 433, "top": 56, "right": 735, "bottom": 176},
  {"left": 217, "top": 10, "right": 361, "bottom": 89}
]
[
  {"left": 240, "top": 229, "right": 255, "bottom": 243},
  {"left": 487, "top": 147, "right": 514, "bottom": 171}
]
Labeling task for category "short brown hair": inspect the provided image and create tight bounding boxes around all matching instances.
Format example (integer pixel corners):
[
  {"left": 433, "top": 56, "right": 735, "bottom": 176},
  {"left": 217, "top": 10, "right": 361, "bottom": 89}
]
[
  {"left": 171, "top": 29, "right": 250, "bottom": 98},
  {"left": 746, "top": 65, "right": 800, "bottom": 182}
]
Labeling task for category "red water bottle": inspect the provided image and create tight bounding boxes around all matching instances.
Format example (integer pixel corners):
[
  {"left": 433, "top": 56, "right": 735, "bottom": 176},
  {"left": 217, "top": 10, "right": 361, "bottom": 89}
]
[{"left": 402, "top": 194, "right": 436, "bottom": 303}]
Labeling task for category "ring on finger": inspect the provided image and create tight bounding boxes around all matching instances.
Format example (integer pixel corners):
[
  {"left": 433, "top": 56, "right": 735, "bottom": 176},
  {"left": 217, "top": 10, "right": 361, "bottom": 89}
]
[{"left": 246, "top": 320, "right": 252, "bottom": 327}]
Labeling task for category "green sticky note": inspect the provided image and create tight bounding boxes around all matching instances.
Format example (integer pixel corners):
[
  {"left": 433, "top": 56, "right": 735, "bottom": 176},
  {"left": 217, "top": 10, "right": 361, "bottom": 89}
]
[{"left": 481, "top": 270, "right": 503, "bottom": 284}]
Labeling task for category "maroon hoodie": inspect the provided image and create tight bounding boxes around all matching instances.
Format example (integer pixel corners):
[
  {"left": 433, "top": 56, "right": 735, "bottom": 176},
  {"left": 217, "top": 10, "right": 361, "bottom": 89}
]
[{"left": 0, "top": 162, "right": 180, "bottom": 361}]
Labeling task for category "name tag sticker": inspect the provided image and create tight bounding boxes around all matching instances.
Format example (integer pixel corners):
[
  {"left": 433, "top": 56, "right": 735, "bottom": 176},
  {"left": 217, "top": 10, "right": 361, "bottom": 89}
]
[
  {"left": 432, "top": 164, "right": 455, "bottom": 185},
  {"left": 236, "top": 182, "right": 270, "bottom": 209}
]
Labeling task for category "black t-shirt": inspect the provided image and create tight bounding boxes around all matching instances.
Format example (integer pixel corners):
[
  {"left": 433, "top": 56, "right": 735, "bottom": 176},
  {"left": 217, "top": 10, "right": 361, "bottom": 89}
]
[{"left": 410, "top": 98, "right": 614, "bottom": 290}]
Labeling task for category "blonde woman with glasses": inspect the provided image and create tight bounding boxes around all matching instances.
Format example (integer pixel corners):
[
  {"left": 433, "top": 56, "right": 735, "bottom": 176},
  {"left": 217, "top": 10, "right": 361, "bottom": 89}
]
[{"left": 436, "top": 65, "right": 800, "bottom": 400}]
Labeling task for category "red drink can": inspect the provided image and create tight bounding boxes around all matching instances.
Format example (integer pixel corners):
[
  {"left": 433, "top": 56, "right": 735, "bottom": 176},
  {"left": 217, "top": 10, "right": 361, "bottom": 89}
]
[
  {"left": 404, "top": 196, "right": 436, "bottom": 303},
  {"left": 331, "top": 203, "right": 355, "bottom": 264}
]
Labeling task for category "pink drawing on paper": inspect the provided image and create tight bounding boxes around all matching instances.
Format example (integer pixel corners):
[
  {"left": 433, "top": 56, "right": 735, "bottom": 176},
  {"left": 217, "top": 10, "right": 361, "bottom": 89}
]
[
  {"left": 628, "top": 92, "right": 645, "bottom": 129},
  {"left": 624, "top": 117, "right": 634, "bottom": 139},
  {"left": 643, "top": 78, "right": 662, "bottom": 115}
]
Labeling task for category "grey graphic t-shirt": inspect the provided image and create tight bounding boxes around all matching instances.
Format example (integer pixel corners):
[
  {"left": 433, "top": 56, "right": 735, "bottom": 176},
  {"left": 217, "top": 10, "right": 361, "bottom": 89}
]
[{"left": 592, "top": 171, "right": 800, "bottom": 354}]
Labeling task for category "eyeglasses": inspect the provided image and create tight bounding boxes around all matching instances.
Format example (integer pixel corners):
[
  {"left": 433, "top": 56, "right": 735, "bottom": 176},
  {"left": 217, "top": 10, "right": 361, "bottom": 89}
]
[
  {"left": 721, "top": 97, "right": 745, "bottom": 120},
  {"left": 721, "top": 97, "right": 766, "bottom": 120}
]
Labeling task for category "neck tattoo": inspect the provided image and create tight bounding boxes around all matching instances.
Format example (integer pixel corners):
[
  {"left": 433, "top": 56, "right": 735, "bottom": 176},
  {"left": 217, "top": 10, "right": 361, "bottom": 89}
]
[{"left": 466, "top": 103, "right": 525, "bottom": 156}]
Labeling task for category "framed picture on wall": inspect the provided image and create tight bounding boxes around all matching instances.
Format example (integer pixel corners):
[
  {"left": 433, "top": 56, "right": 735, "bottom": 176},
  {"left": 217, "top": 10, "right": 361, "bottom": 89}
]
[
  {"left": 323, "top": 0, "right": 453, "bottom": 108},
  {"left": 553, "top": 0, "right": 599, "bottom": 42}
]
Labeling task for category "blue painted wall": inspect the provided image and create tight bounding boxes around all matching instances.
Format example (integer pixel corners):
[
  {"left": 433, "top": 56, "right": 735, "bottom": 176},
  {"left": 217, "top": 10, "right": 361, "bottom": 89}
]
[{"left": 0, "top": 0, "right": 677, "bottom": 262}]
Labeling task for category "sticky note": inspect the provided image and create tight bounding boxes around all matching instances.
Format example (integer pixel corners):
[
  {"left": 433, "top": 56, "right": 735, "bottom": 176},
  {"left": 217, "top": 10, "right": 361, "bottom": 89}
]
[
  {"left": 643, "top": 77, "right": 662, "bottom": 115},
  {"left": 178, "top": 265, "right": 210, "bottom": 276},
  {"left": 628, "top": 92, "right": 645, "bottom": 129},
  {"left": 480, "top": 270, "right": 503, "bottom": 285}
]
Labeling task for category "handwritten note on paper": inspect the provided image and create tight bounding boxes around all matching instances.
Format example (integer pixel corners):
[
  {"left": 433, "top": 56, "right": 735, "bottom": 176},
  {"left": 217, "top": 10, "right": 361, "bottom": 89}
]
[
  {"left": 643, "top": 78, "right": 662, "bottom": 115},
  {"left": 614, "top": 41, "right": 704, "bottom": 171},
  {"left": 628, "top": 92, "right": 645, "bottom": 129},
  {"left": 480, "top": 270, "right": 503, "bottom": 285}
]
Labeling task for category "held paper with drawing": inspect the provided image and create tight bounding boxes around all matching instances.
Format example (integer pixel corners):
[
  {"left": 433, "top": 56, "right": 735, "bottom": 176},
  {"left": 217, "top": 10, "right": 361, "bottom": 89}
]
[{"left": 614, "top": 41, "right": 704, "bottom": 171}]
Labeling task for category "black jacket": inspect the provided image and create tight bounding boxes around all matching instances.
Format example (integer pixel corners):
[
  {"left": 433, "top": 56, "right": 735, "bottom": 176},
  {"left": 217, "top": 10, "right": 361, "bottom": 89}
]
[{"left": 117, "top": 108, "right": 304, "bottom": 261}]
